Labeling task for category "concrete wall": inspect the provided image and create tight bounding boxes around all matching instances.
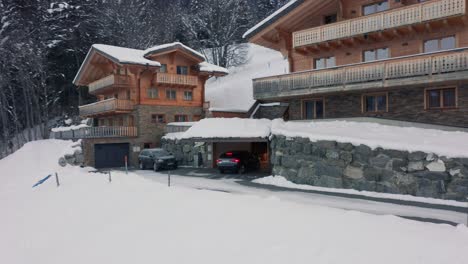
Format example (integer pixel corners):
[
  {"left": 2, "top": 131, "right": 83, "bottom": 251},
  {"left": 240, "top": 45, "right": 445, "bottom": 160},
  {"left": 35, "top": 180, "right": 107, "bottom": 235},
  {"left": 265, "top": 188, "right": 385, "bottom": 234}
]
[{"left": 271, "top": 135, "right": 468, "bottom": 201}]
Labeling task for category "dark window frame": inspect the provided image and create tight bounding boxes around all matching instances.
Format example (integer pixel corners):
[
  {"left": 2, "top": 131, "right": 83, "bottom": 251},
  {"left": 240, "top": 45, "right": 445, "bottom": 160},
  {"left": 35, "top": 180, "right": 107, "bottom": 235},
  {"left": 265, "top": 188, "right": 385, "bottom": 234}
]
[
  {"left": 362, "top": 92, "right": 388, "bottom": 113},
  {"left": 177, "top": 66, "right": 189, "bottom": 75},
  {"left": 302, "top": 98, "right": 325, "bottom": 120},
  {"left": 166, "top": 89, "right": 177, "bottom": 100},
  {"left": 151, "top": 114, "right": 166, "bottom": 124},
  {"left": 174, "top": 114, "right": 189, "bottom": 122},
  {"left": 314, "top": 56, "right": 336, "bottom": 69},
  {"left": 424, "top": 87, "right": 458, "bottom": 110},
  {"left": 184, "top": 90, "right": 193, "bottom": 101},
  {"left": 363, "top": 47, "right": 389, "bottom": 62}
]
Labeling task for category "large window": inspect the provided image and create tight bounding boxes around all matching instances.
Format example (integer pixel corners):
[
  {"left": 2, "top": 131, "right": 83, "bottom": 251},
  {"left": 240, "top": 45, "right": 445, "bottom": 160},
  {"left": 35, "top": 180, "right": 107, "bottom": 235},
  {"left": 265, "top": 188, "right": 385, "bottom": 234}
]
[
  {"left": 177, "top": 66, "right": 189, "bottom": 75},
  {"left": 166, "top": 89, "right": 177, "bottom": 100},
  {"left": 363, "top": 93, "right": 388, "bottom": 113},
  {"left": 363, "top": 47, "right": 389, "bottom": 62},
  {"left": 363, "top": 1, "right": 388, "bottom": 16},
  {"left": 424, "top": 36, "right": 456, "bottom": 53},
  {"left": 303, "top": 99, "right": 324, "bottom": 119},
  {"left": 314, "top": 57, "right": 336, "bottom": 69},
  {"left": 324, "top": 13, "right": 337, "bottom": 24},
  {"left": 151, "top": 114, "right": 166, "bottom": 124},
  {"left": 184, "top": 91, "right": 193, "bottom": 101},
  {"left": 425, "top": 88, "right": 457, "bottom": 109},
  {"left": 147, "top": 88, "right": 159, "bottom": 99},
  {"left": 174, "top": 115, "right": 189, "bottom": 122}
]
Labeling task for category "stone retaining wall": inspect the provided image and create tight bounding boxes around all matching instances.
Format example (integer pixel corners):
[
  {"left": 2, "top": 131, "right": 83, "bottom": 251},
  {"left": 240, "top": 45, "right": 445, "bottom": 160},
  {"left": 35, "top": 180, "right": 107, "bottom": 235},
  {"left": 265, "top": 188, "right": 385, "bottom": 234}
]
[
  {"left": 271, "top": 135, "right": 468, "bottom": 201},
  {"left": 162, "top": 139, "right": 210, "bottom": 167}
]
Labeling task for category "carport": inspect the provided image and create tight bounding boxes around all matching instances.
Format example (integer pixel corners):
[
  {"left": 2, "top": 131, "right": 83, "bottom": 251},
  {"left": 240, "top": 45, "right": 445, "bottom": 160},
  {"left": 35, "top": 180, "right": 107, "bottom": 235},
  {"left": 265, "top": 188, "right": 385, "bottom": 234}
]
[
  {"left": 165, "top": 118, "right": 272, "bottom": 172},
  {"left": 181, "top": 137, "right": 270, "bottom": 172}
]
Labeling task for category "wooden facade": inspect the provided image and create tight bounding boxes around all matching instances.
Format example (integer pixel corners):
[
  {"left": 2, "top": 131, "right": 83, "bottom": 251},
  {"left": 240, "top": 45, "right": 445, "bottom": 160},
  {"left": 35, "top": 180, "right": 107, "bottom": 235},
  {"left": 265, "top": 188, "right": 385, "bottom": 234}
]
[
  {"left": 246, "top": 0, "right": 468, "bottom": 127},
  {"left": 70, "top": 43, "right": 227, "bottom": 167}
]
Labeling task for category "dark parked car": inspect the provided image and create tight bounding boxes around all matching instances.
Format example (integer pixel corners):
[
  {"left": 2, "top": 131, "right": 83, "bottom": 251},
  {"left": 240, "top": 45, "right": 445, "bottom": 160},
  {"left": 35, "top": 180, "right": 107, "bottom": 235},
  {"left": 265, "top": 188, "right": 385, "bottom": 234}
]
[
  {"left": 216, "top": 151, "right": 260, "bottom": 174},
  {"left": 138, "top": 148, "right": 177, "bottom": 171}
]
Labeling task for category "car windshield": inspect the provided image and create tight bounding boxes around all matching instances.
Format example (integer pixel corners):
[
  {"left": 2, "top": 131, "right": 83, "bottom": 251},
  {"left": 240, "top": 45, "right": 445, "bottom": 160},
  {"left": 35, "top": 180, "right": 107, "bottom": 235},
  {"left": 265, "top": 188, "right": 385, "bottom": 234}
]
[{"left": 151, "top": 150, "right": 170, "bottom": 157}]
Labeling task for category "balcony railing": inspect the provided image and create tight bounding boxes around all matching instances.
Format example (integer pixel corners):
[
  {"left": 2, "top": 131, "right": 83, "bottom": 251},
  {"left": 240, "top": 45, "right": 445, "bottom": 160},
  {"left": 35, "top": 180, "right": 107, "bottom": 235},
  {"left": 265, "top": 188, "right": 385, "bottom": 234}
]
[
  {"left": 293, "top": 0, "right": 466, "bottom": 48},
  {"left": 88, "top": 74, "right": 132, "bottom": 93},
  {"left": 156, "top": 73, "right": 198, "bottom": 87},
  {"left": 51, "top": 127, "right": 138, "bottom": 139},
  {"left": 79, "top": 98, "right": 134, "bottom": 117},
  {"left": 253, "top": 48, "right": 468, "bottom": 99}
]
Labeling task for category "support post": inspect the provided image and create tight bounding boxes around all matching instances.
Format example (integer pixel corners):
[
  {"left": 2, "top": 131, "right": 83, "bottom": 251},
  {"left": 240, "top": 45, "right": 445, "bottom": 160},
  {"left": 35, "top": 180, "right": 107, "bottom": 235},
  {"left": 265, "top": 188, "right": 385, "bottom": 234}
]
[
  {"left": 108, "top": 171, "right": 112, "bottom": 183},
  {"left": 168, "top": 170, "right": 171, "bottom": 187},
  {"left": 125, "top": 155, "right": 128, "bottom": 174},
  {"left": 55, "top": 172, "right": 60, "bottom": 187}
]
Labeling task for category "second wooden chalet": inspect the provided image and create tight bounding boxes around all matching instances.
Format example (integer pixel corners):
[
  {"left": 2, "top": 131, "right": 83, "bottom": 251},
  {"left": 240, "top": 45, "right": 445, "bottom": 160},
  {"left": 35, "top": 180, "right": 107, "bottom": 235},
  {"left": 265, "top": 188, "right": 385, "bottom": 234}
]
[{"left": 71, "top": 42, "right": 228, "bottom": 168}]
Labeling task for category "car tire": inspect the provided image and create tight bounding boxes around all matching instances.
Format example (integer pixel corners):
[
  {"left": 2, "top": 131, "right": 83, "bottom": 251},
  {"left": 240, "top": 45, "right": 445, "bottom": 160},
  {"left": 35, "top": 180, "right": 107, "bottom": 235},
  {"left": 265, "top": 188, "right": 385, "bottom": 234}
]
[
  {"left": 153, "top": 162, "right": 160, "bottom": 172},
  {"left": 219, "top": 169, "right": 224, "bottom": 174},
  {"left": 139, "top": 161, "right": 145, "bottom": 170}
]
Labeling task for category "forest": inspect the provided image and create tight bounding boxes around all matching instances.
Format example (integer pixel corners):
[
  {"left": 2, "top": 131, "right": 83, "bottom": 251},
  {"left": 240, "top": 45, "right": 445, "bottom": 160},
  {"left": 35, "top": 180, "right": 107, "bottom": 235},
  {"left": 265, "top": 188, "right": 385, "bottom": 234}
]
[{"left": 0, "top": 0, "right": 289, "bottom": 157}]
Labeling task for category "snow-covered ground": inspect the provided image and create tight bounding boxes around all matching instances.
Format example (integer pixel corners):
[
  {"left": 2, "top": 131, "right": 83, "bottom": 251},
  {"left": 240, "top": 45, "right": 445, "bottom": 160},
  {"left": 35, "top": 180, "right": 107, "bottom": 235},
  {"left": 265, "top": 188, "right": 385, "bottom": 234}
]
[
  {"left": 1, "top": 140, "right": 468, "bottom": 264},
  {"left": 205, "top": 44, "right": 288, "bottom": 112}
]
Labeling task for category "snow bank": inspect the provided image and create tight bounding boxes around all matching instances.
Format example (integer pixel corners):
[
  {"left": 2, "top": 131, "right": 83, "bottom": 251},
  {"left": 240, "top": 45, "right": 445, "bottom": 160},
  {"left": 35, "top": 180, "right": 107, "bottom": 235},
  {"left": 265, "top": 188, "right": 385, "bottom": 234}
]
[
  {"left": 205, "top": 44, "right": 288, "bottom": 112},
  {"left": 176, "top": 118, "right": 272, "bottom": 140},
  {"left": 254, "top": 176, "right": 468, "bottom": 208},
  {"left": 1, "top": 140, "right": 468, "bottom": 264},
  {"left": 272, "top": 119, "right": 468, "bottom": 158}
]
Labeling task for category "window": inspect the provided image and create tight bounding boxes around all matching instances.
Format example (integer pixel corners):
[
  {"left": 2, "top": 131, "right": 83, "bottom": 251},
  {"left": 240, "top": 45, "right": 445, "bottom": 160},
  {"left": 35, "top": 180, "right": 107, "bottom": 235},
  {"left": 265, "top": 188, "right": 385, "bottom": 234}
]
[
  {"left": 303, "top": 99, "right": 324, "bottom": 119},
  {"left": 314, "top": 56, "right": 336, "bottom": 69},
  {"left": 108, "top": 118, "right": 113, "bottom": 126},
  {"left": 117, "top": 117, "right": 124, "bottom": 126},
  {"left": 363, "top": 93, "right": 387, "bottom": 113},
  {"left": 425, "top": 88, "right": 457, "bottom": 109},
  {"left": 147, "top": 88, "right": 159, "bottom": 99},
  {"left": 363, "top": 47, "right": 389, "bottom": 62},
  {"left": 174, "top": 115, "right": 189, "bottom": 122},
  {"left": 160, "top": 64, "right": 167, "bottom": 73},
  {"left": 166, "top": 89, "right": 177, "bottom": 100},
  {"left": 324, "top": 14, "right": 337, "bottom": 24},
  {"left": 424, "top": 36, "right": 455, "bottom": 53},
  {"left": 177, "top": 66, "right": 188, "bottom": 75},
  {"left": 184, "top": 91, "right": 193, "bottom": 101},
  {"left": 126, "top": 90, "right": 131, "bottom": 100},
  {"left": 151, "top": 114, "right": 166, "bottom": 124},
  {"left": 363, "top": 1, "right": 388, "bottom": 16}
]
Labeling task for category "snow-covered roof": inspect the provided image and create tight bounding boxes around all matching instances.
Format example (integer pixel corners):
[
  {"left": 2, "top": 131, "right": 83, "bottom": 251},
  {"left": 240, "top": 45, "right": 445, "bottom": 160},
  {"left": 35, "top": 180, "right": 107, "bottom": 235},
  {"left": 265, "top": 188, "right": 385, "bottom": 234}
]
[
  {"left": 199, "top": 62, "right": 229, "bottom": 75},
  {"left": 144, "top": 42, "right": 206, "bottom": 61},
  {"left": 164, "top": 118, "right": 272, "bottom": 140},
  {"left": 92, "top": 44, "right": 161, "bottom": 67},
  {"left": 243, "top": 0, "right": 304, "bottom": 39}
]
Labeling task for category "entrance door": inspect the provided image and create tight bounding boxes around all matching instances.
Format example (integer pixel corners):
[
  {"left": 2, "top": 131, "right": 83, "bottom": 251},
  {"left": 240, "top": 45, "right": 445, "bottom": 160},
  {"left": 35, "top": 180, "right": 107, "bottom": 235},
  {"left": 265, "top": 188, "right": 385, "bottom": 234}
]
[
  {"left": 303, "top": 99, "right": 324, "bottom": 119},
  {"left": 94, "top": 143, "right": 129, "bottom": 168}
]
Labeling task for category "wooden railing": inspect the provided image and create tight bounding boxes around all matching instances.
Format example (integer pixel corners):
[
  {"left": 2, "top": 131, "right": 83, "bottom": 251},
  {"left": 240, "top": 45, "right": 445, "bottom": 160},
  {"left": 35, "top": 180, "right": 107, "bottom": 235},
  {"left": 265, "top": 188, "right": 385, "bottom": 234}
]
[
  {"left": 52, "top": 127, "right": 138, "bottom": 139},
  {"left": 79, "top": 98, "right": 134, "bottom": 117},
  {"left": 88, "top": 75, "right": 132, "bottom": 93},
  {"left": 253, "top": 48, "right": 468, "bottom": 97},
  {"left": 156, "top": 73, "right": 198, "bottom": 86},
  {"left": 293, "top": 0, "right": 466, "bottom": 48}
]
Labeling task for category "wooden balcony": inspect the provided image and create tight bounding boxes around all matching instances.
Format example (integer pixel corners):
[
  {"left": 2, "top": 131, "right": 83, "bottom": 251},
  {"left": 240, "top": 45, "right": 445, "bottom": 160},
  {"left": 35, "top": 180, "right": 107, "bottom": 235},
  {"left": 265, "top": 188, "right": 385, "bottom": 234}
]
[
  {"left": 293, "top": 0, "right": 466, "bottom": 48},
  {"left": 253, "top": 48, "right": 468, "bottom": 100},
  {"left": 155, "top": 73, "right": 198, "bottom": 87},
  {"left": 88, "top": 74, "right": 132, "bottom": 94},
  {"left": 52, "top": 127, "right": 138, "bottom": 139},
  {"left": 79, "top": 98, "right": 134, "bottom": 117}
]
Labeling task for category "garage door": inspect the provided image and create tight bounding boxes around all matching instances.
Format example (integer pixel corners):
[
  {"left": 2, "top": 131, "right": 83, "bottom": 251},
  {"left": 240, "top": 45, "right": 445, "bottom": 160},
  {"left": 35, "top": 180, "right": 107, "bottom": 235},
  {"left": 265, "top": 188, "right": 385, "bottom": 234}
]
[{"left": 95, "top": 143, "right": 129, "bottom": 169}]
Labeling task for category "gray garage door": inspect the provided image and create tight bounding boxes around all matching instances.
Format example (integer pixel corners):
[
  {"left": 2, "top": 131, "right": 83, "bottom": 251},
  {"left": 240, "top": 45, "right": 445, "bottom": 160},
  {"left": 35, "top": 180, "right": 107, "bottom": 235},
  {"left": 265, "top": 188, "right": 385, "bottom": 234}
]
[{"left": 94, "top": 143, "right": 129, "bottom": 169}]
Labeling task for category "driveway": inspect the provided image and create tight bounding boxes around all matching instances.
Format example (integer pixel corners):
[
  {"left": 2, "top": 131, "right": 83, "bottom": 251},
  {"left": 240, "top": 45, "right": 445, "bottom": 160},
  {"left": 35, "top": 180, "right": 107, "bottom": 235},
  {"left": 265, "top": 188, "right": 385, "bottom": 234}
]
[{"left": 133, "top": 167, "right": 468, "bottom": 226}]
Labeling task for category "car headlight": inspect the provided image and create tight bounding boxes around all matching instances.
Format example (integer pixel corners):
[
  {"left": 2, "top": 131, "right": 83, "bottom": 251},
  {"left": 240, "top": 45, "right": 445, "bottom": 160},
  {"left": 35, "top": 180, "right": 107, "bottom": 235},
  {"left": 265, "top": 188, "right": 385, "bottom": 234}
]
[{"left": 157, "top": 159, "right": 164, "bottom": 163}]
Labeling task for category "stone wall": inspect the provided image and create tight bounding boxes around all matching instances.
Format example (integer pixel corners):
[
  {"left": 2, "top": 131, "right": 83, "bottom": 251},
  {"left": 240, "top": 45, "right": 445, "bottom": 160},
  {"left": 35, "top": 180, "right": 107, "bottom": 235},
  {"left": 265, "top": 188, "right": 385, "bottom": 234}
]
[
  {"left": 284, "top": 82, "right": 468, "bottom": 128},
  {"left": 271, "top": 135, "right": 468, "bottom": 200},
  {"left": 162, "top": 138, "right": 211, "bottom": 168}
]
